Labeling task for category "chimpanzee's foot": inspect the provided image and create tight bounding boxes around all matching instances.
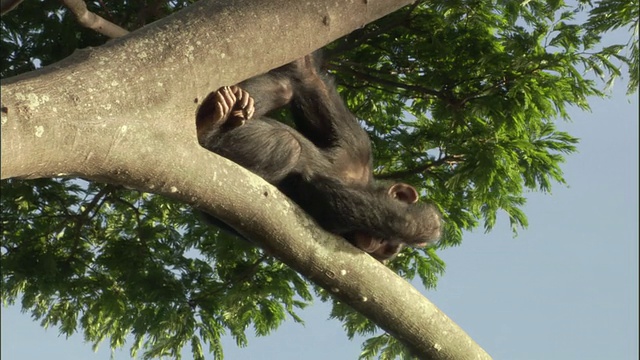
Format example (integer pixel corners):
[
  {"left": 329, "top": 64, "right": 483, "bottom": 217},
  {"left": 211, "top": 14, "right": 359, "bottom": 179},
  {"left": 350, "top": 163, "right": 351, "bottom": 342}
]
[
  {"left": 208, "top": 86, "right": 255, "bottom": 130},
  {"left": 225, "top": 85, "right": 255, "bottom": 129},
  {"left": 196, "top": 86, "right": 256, "bottom": 146},
  {"left": 202, "top": 86, "right": 255, "bottom": 127}
]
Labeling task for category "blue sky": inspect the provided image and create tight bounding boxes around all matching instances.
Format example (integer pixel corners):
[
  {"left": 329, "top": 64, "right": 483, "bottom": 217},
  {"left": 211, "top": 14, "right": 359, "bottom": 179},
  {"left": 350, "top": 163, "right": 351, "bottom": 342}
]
[{"left": 2, "top": 30, "right": 638, "bottom": 360}]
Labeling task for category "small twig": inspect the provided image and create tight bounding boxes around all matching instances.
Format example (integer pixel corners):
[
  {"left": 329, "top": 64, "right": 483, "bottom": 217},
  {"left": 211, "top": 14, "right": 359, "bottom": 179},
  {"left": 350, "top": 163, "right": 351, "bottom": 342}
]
[
  {"left": 61, "top": 0, "right": 129, "bottom": 38},
  {"left": 377, "top": 154, "right": 465, "bottom": 180},
  {"left": 329, "top": 62, "right": 444, "bottom": 99}
]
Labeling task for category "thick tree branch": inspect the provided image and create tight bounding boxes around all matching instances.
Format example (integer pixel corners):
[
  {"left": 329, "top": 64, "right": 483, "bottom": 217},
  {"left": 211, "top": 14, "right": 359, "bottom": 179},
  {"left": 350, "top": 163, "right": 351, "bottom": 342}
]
[
  {"left": 0, "top": 0, "right": 490, "bottom": 358},
  {"left": 324, "top": 1, "right": 422, "bottom": 59}
]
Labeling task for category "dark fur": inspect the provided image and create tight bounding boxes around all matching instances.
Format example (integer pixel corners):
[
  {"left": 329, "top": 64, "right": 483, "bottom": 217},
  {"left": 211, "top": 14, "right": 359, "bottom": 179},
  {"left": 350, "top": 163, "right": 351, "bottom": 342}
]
[{"left": 196, "top": 55, "right": 441, "bottom": 260}]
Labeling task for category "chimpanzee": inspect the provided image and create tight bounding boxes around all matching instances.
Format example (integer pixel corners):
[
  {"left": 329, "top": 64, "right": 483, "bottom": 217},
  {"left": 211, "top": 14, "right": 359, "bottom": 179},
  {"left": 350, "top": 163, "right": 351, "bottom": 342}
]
[{"left": 196, "top": 54, "right": 442, "bottom": 261}]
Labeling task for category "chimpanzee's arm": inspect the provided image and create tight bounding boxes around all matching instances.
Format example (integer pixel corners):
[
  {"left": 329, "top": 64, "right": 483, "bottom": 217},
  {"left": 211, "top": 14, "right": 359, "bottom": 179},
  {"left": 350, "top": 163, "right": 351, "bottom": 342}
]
[{"left": 285, "top": 56, "right": 371, "bottom": 155}]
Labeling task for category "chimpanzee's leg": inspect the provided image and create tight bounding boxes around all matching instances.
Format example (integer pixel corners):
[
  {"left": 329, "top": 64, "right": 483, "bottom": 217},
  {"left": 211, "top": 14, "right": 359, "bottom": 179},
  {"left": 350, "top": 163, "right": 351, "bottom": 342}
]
[
  {"left": 198, "top": 55, "right": 370, "bottom": 177},
  {"left": 231, "top": 55, "right": 368, "bottom": 155},
  {"left": 195, "top": 84, "right": 315, "bottom": 240},
  {"left": 196, "top": 86, "right": 325, "bottom": 184}
]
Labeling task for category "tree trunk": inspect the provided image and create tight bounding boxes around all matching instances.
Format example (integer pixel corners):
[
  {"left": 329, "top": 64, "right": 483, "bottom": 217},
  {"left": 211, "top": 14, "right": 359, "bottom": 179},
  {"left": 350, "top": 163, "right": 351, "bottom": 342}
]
[{"left": 0, "top": 0, "right": 491, "bottom": 358}]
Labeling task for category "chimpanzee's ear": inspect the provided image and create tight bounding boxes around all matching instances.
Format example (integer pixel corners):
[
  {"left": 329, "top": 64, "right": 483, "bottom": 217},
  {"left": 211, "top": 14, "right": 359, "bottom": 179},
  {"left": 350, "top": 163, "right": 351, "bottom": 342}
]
[{"left": 388, "top": 183, "right": 419, "bottom": 204}]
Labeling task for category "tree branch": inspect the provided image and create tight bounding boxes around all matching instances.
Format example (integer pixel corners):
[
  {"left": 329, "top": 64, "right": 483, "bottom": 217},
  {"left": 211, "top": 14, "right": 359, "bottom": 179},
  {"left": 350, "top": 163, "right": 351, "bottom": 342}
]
[
  {"left": 378, "top": 155, "right": 465, "bottom": 180},
  {"left": 61, "top": 0, "right": 129, "bottom": 38},
  {"left": 330, "top": 61, "right": 444, "bottom": 98},
  {"left": 0, "top": 0, "right": 491, "bottom": 358},
  {"left": 324, "top": 0, "right": 422, "bottom": 58}
]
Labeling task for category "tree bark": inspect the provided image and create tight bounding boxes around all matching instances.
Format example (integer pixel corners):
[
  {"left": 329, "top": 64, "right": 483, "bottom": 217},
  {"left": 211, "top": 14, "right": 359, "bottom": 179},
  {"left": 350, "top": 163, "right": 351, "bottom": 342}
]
[{"left": 0, "top": 0, "right": 491, "bottom": 358}]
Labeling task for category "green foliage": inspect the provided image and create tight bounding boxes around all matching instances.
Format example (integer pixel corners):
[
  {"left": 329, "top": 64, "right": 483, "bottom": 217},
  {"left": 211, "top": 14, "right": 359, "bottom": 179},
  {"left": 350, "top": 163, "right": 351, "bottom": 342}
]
[
  {"left": 1, "top": 0, "right": 636, "bottom": 359},
  {"left": 359, "top": 334, "right": 416, "bottom": 360},
  {"left": 1, "top": 179, "right": 310, "bottom": 360},
  {"left": 580, "top": 0, "right": 639, "bottom": 93},
  {"left": 1, "top": 1, "right": 102, "bottom": 77}
]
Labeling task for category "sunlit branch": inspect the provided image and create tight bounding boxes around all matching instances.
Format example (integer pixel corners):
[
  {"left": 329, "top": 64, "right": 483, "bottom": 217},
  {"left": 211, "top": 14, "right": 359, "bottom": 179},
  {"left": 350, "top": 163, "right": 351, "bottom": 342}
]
[{"left": 62, "top": 0, "right": 128, "bottom": 38}]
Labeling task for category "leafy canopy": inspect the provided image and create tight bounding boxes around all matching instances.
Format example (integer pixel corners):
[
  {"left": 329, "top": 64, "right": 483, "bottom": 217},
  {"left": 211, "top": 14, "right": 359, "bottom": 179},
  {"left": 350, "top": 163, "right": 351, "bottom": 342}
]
[{"left": 1, "top": 0, "right": 636, "bottom": 359}]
